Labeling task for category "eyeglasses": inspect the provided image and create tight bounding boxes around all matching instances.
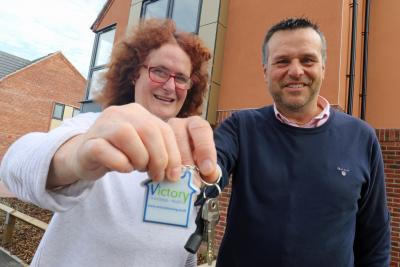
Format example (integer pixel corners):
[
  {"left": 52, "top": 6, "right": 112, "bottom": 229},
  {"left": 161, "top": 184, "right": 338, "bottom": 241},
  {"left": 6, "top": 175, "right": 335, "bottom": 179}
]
[{"left": 143, "top": 65, "right": 193, "bottom": 90}]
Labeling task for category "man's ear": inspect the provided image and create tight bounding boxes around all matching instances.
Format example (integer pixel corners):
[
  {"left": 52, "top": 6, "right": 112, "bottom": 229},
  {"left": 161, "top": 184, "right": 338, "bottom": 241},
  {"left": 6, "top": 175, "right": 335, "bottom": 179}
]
[{"left": 262, "top": 64, "right": 268, "bottom": 82}]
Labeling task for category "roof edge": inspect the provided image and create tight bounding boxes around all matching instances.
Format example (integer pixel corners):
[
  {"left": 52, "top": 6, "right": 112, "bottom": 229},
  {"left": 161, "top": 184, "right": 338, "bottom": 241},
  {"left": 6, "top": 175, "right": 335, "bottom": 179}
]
[
  {"left": 90, "top": 0, "right": 114, "bottom": 32},
  {"left": 0, "top": 52, "right": 86, "bottom": 82},
  {"left": 0, "top": 52, "right": 55, "bottom": 82},
  {"left": 55, "top": 52, "right": 86, "bottom": 82}
]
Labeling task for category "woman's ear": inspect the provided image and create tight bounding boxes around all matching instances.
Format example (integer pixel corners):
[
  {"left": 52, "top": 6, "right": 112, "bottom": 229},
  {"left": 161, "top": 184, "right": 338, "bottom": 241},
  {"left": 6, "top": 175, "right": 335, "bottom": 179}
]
[{"left": 131, "top": 72, "right": 139, "bottom": 84}]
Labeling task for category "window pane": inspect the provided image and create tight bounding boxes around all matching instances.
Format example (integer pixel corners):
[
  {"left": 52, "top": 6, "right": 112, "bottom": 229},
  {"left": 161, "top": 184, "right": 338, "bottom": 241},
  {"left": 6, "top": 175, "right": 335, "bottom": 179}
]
[
  {"left": 88, "top": 68, "right": 107, "bottom": 100},
  {"left": 72, "top": 108, "right": 80, "bottom": 117},
  {"left": 143, "top": 0, "right": 168, "bottom": 19},
  {"left": 94, "top": 29, "right": 116, "bottom": 67},
  {"left": 53, "top": 103, "right": 64, "bottom": 120},
  {"left": 172, "top": 0, "right": 200, "bottom": 33}
]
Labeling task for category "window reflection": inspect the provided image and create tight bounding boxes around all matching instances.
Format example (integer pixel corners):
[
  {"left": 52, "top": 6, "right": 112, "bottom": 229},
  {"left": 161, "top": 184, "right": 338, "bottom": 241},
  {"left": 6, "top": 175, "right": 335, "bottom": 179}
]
[
  {"left": 88, "top": 68, "right": 107, "bottom": 100},
  {"left": 72, "top": 108, "right": 80, "bottom": 117},
  {"left": 144, "top": 0, "right": 168, "bottom": 19},
  {"left": 52, "top": 103, "right": 64, "bottom": 120},
  {"left": 141, "top": 0, "right": 201, "bottom": 33},
  {"left": 94, "top": 29, "right": 116, "bottom": 67},
  {"left": 172, "top": 0, "right": 200, "bottom": 33}
]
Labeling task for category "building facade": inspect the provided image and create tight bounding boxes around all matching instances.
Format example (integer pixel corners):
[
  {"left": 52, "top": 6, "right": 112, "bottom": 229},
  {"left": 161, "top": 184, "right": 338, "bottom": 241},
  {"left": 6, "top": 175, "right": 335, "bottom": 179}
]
[
  {"left": 84, "top": 0, "right": 400, "bottom": 265},
  {"left": 0, "top": 51, "right": 85, "bottom": 159}
]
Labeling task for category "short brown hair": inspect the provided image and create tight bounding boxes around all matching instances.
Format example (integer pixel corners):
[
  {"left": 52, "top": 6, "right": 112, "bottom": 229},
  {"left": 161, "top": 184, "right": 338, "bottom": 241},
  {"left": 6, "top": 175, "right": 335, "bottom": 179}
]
[
  {"left": 96, "top": 19, "right": 211, "bottom": 118},
  {"left": 262, "top": 17, "right": 327, "bottom": 65}
]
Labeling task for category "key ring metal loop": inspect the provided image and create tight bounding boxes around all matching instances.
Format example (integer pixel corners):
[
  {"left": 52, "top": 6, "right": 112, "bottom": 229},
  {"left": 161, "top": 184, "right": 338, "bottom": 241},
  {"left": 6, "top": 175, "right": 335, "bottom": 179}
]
[
  {"left": 202, "top": 183, "right": 222, "bottom": 199},
  {"left": 199, "top": 165, "right": 222, "bottom": 187},
  {"left": 182, "top": 164, "right": 223, "bottom": 198},
  {"left": 182, "top": 165, "right": 200, "bottom": 174},
  {"left": 182, "top": 165, "right": 222, "bottom": 186}
]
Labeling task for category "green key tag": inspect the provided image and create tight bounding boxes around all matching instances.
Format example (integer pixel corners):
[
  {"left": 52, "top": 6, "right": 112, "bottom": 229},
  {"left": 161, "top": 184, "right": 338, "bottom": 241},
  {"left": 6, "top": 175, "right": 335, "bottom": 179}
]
[{"left": 142, "top": 167, "right": 200, "bottom": 227}]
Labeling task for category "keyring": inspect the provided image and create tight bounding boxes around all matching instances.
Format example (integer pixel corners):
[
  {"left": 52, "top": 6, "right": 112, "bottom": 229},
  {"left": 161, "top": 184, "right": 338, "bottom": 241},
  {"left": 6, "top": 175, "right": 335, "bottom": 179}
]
[
  {"left": 182, "top": 165, "right": 200, "bottom": 174},
  {"left": 182, "top": 164, "right": 222, "bottom": 199},
  {"left": 202, "top": 182, "right": 221, "bottom": 199},
  {"left": 199, "top": 164, "right": 222, "bottom": 186},
  {"left": 182, "top": 164, "right": 222, "bottom": 187}
]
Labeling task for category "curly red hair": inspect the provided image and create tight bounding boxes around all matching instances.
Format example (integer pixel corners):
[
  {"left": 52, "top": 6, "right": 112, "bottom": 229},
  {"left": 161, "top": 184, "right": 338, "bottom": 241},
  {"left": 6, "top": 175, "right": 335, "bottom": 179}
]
[{"left": 96, "top": 19, "right": 211, "bottom": 118}]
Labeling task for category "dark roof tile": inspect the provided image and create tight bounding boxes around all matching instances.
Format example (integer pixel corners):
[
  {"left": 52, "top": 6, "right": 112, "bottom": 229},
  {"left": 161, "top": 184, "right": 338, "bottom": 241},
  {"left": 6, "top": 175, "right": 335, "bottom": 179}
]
[{"left": 0, "top": 51, "right": 31, "bottom": 79}]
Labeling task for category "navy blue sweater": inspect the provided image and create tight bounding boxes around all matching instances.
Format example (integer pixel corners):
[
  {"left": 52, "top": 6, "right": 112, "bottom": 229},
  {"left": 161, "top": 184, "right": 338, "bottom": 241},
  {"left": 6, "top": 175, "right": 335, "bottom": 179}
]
[{"left": 214, "top": 106, "right": 390, "bottom": 267}]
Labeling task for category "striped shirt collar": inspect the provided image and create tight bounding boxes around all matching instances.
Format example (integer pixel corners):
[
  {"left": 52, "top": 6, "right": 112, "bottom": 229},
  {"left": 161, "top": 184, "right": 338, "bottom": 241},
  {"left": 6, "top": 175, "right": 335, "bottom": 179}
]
[{"left": 274, "top": 96, "right": 331, "bottom": 128}]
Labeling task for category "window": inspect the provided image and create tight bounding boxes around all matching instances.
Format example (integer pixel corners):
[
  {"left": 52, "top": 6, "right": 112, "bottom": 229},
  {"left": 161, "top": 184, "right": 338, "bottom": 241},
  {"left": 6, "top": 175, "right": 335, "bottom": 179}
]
[
  {"left": 87, "top": 68, "right": 107, "bottom": 100},
  {"left": 86, "top": 25, "right": 116, "bottom": 100},
  {"left": 143, "top": 0, "right": 168, "bottom": 18},
  {"left": 141, "top": 0, "right": 202, "bottom": 33},
  {"left": 94, "top": 29, "right": 115, "bottom": 67},
  {"left": 72, "top": 108, "right": 80, "bottom": 117},
  {"left": 52, "top": 103, "right": 65, "bottom": 120}
]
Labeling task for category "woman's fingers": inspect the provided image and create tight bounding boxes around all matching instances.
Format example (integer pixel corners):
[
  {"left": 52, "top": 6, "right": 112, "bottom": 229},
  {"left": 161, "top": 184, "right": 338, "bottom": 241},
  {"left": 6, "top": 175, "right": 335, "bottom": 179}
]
[
  {"left": 186, "top": 116, "right": 219, "bottom": 183},
  {"left": 168, "top": 118, "right": 194, "bottom": 165},
  {"left": 169, "top": 116, "right": 220, "bottom": 184},
  {"left": 136, "top": 119, "right": 169, "bottom": 182},
  {"left": 74, "top": 104, "right": 218, "bottom": 184},
  {"left": 100, "top": 121, "right": 149, "bottom": 171},
  {"left": 77, "top": 104, "right": 181, "bottom": 182},
  {"left": 159, "top": 122, "right": 182, "bottom": 182},
  {"left": 79, "top": 138, "right": 133, "bottom": 178}
]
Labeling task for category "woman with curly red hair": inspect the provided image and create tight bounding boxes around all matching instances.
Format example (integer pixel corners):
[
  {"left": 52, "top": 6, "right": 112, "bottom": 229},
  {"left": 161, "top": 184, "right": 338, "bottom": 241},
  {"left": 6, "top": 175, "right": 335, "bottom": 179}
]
[
  {"left": 97, "top": 18, "right": 210, "bottom": 119},
  {"left": 1, "top": 19, "right": 214, "bottom": 266}
]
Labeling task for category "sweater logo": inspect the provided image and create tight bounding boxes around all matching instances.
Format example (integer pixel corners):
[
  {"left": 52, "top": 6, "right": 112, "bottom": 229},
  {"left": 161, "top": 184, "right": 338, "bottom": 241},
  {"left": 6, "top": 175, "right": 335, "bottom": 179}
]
[{"left": 337, "top": 166, "right": 350, "bottom": 176}]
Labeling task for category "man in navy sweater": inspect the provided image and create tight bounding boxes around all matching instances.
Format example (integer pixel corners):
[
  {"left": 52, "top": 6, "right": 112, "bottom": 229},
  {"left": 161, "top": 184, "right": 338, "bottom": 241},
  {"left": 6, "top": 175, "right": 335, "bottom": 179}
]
[
  {"left": 211, "top": 18, "right": 390, "bottom": 266},
  {"left": 167, "top": 17, "right": 390, "bottom": 266}
]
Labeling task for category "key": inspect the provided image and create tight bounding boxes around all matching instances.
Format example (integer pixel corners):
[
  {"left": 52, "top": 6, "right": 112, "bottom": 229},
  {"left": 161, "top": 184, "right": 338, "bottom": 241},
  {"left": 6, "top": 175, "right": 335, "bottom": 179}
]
[
  {"left": 184, "top": 205, "right": 205, "bottom": 253},
  {"left": 202, "top": 198, "right": 220, "bottom": 265}
]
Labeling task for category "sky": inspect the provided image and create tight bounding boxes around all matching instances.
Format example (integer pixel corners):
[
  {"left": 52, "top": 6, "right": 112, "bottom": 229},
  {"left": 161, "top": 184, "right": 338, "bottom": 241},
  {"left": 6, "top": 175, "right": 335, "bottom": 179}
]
[{"left": 0, "top": 0, "right": 107, "bottom": 77}]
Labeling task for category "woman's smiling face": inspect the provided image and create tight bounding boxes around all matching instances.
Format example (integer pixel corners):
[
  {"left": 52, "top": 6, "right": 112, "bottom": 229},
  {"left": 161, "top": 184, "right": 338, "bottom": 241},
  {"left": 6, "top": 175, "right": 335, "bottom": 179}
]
[{"left": 134, "top": 43, "right": 192, "bottom": 121}]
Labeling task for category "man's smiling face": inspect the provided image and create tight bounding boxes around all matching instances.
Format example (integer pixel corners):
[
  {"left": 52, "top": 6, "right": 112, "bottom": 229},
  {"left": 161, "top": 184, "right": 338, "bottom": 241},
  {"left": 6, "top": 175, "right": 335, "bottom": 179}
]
[{"left": 263, "top": 28, "right": 325, "bottom": 114}]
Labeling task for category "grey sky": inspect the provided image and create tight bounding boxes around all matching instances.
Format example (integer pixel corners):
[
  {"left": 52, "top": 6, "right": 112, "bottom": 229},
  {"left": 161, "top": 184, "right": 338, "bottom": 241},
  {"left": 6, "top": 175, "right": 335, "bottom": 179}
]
[{"left": 0, "top": 0, "right": 107, "bottom": 77}]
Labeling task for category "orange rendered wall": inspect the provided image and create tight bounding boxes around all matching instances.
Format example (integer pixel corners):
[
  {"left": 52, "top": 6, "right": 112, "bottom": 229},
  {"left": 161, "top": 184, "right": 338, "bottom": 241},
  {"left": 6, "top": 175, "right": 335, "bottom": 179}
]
[
  {"left": 218, "top": 0, "right": 346, "bottom": 111},
  {"left": 94, "top": 0, "right": 400, "bottom": 128},
  {"left": 365, "top": 0, "right": 400, "bottom": 128},
  {"left": 94, "top": 0, "right": 131, "bottom": 43}
]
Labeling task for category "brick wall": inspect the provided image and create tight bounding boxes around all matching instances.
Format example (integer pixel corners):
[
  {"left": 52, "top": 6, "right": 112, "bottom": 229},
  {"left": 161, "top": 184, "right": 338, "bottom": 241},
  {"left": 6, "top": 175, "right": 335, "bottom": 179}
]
[
  {"left": 215, "top": 178, "right": 231, "bottom": 252},
  {"left": 0, "top": 52, "right": 86, "bottom": 160},
  {"left": 214, "top": 111, "right": 400, "bottom": 265},
  {"left": 377, "top": 129, "right": 400, "bottom": 267},
  {"left": 214, "top": 110, "right": 234, "bottom": 254}
]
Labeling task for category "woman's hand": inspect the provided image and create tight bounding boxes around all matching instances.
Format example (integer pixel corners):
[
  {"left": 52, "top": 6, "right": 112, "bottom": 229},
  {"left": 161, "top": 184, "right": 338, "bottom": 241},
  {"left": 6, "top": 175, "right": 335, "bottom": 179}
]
[
  {"left": 168, "top": 116, "right": 220, "bottom": 185},
  {"left": 47, "top": 103, "right": 182, "bottom": 188}
]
